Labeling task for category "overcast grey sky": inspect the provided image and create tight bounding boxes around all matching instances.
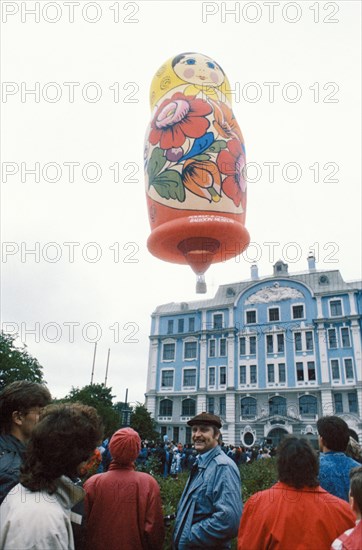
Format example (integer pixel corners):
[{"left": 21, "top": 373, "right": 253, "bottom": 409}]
[{"left": 1, "top": 0, "right": 361, "bottom": 404}]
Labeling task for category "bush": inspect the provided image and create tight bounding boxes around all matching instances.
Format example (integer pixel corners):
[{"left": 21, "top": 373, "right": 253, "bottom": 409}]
[
  {"left": 240, "top": 458, "right": 278, "bottom": 502},
  {"left": 137, "top": 455, "right": 278, "bottom": 549}
]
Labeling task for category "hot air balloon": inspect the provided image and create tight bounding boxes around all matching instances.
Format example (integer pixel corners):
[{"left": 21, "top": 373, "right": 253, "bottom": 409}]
[{"left": 144, "top": 52, "right": 250, "bottom": 293}]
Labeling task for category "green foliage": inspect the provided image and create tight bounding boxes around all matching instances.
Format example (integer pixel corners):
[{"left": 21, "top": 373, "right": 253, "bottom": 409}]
[
  {"left": 0, "top": 331, "right": 44, "bottom": 390},
  {"left": 130, "top": 403, "right": 159, "bottom": 441},
  {"left": 239, "top": 458, "right": 278, "bottom": 502},
  {"left": 137, "top": 456, "right": 277, "bottom": 550},
  {"left": 64, "top": 383, "right": 120, "bottom": 436}
]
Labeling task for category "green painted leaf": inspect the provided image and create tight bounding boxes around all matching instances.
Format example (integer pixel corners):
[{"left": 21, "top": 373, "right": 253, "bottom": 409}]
[
  {"left": 148, "top": 147, "right": 167, "bottom": 183},
  {"left": 192, "top": 154, "right": 211, "bottom": 161},
  {"left": 206, "top": 140, "right": 227, "bottom": 153},
  {"left": 151, "top": 170, "right": 185, "bottom": 202}
]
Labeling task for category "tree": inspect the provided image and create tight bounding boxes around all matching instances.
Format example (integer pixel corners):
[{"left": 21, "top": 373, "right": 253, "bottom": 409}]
[
  {"left": 0, "top": 331, "right": 45, "bottom": 390},
  {"left": 65, "top": 383, "right": 120, "bottom": 437},
  {"left": 130, "top": 403, "right": 159, "bottom": 441}
]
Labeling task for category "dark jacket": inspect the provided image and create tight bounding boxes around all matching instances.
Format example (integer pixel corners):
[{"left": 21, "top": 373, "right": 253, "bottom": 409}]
[{"left": 0, "top": 434, "right": 25, "bottom": 505}]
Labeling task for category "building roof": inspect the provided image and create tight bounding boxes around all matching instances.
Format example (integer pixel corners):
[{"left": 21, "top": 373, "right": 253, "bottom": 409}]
[{"left": 154, "top": 268, "right": 362, "bottom": 315}]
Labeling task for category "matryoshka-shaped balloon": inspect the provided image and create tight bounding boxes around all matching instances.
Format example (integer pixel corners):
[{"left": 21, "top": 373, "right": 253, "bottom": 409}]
[{"left": 144, "top": 52, "right": 250, "bottom": 293}]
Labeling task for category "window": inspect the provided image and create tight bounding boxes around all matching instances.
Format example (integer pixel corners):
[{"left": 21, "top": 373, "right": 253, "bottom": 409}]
[
  {"left": 207, "top": 396, "right": 215, "bottom": 414},
  {"left": 292, "top": 305, "right": 304, "bottom": 319},
  {"left": 219, "top": 366, "right": 227, "bottom": 386},
  {"left": 278, "top": 363, "right": 286, "bottom": 383},
  {"left": 348, "top": 393, "right": 358, "bottom": 414},
  {"left": 246, "top": 310, "right": 256, "bottom": 324},
  {"left": 306, "top": 331, "right": 314, "bottom": 351},
  {"left": 182, "top": 398, "right": 196, "bottom": 417},
  {"left": 162, "top": 343, "right": 175, "bottom": 361},
  {"left": 239, "top": 365, "right": 246, "bottom": 384},
  {"left": 334, "top": 393, "right": 343, "bottom": 413},
  {"left": 307, "top": 361, "right": 316, "bottom": 381},
  {"left": 295, "top": 332, "right": 302, "bottom": 352},
  {"left": 249, "top": 336, "right": 257, "bottom": 355},
  {"left": 241, "top": 397, "right": 257, "bottom": 418},
  {"left": 328, "top": 328, "right": 337, "bottom": 348},
  {"left": 183, "top": 369, "right": 196, "bottom": 387},
  {"left": 341, "top": 327, "right": 351, "bottom": 348},
  {"left": 173, "top": 427, "right": 179, "bottom": 442},
  {"left": 167, "top": 320, "right": 174, "bottom": 334},
  {"left": 250, "top": 365, "right": 257, "bottom": 384},
  {"left": 161, "top": 370, "right": 174, "bottom": 388},
  {"left": 219, "top": 338, "right": 227, "bottom": 357},
  {"left": 178, "top": 319, "right": 184, "bottom": 333},
  {"left": 213, "top": 314, "right": 223, "bottom": 330},
  {"left": 266, "top": 334, "right": 273, "bottom": 354},
  {"left": 184, "top": 341, "right": 197, "bottom": 359},
  {"left": 277, "top": 334, "right": 285, "bottom": 353},
  {"left": 299, "top": 395, "right": 317, "bottom": 416},
  {"left": 331, "top": 359, "right": 340, "bottom": 380},
  {"left": 209, "top": 339, "right": 216, "bottom": 357},
  {"left": 268, "top": 308, "right": 279, "bottom": 322},
  {"left": 267, "top": 364, "right": 275, "bottom": 383},
  {"left": 296, "top": 362, "right": 304, "bottom": 381},
  {"left": 344, "top": 358, "right": 354, "bottom": 379},
  {"left": 269, "top": 396, "right": 286, "bottom": 416},
  {"left": 189, "top": 317, "right": 195, "bottom": 332},
  {"left": 330, "top": 299, "right": 342, "bottom": 317},
  {"left": 219, "top": 396, "right": 226, "bottom": 416},
  {"left": 159, "top": 399, "right": 173, "bottom": 416},
  {"left": 208, "top": 367, "right": 216, "bottom": 386},
  {"left": 239, "top": 337, "right": 246, "bottom": 355}
]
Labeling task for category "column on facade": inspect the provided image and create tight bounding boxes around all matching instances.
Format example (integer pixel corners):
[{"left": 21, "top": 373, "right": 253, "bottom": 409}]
[
  {"left": 320, "top": 389, "right": 334, "bottom": 417},
  {"left": 199, "top": 334, "right": 207, "bottom": 390},
  {"left": 317, "top": 324, "right": 330, "bottom": 384},
  {"left": 197, "top": 394, "right": 207, "bottom": 414},
  {"left": 356, "top": 386, "right": 362, "bottom": 423},
  {"left": 351, "top": 321, "right": 362, "bottom": 382},
  {"left": 146, "top": 339, "right": 159, "bottom": 393},
  {"left": 146, "top": 395, "right": 157, "bottom": 418},
  {"left": 316, "top": 296, "right": 323, "bottom": 318},
  {"left": 225, "top": 393, "right": 236, "bottom": 445},
  {"left": 227, "top": 333, "right": 235, "bottom": 389},
  {"left": 348, "top": 292, "right": 357, "bottom": 315}
]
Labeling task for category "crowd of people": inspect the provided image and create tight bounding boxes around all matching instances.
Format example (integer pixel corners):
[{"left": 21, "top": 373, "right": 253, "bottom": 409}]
[{"left": 0, "top": 380, "right": 361, "bottom": 549}]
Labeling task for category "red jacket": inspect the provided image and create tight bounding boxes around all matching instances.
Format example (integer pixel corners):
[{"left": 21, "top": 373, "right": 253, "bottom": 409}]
[
  {"left": 84, "top": 462, "right": 165, "bottom": 550},
  {"left": 238, "top": 482, "right": 355, "bottom": 550}
]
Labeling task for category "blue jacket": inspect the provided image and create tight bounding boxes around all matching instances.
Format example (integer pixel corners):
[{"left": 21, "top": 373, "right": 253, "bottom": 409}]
[
  {"left": 173, "top": 445, "right": 242, "bottom": 549},
  {"left": 319, "top": 451, "right": 360, "bottom": 501},
  {"left": 0, "top": 434, "right": 25, "bottom": 505}
]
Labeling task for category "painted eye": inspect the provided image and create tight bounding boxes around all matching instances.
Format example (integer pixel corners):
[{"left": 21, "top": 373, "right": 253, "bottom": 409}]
[
  {"left": 207, "top": 62, "right": 215, "bottom": 69},
  {"left": 186, "top": 58, "right": 196, "bottom": 65}
]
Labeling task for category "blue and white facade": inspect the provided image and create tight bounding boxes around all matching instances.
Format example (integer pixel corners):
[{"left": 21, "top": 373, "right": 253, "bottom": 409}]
[{"left": 145, "top": 258, "right": 362, "bottom": 446}]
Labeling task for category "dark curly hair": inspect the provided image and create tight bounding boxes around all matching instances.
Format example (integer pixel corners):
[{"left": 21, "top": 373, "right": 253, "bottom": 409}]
[
  {"left": 20, "top": 403, "right": 103, "bottom": 493},
  {"left": 277, "top": 436, "right": 319, "bottom": 489},
  {"left": 317, "top": 416, "right": 349, "bottom": 452},
  {"left": 0, "top": 381, "right": 51, "bottom": 434}
]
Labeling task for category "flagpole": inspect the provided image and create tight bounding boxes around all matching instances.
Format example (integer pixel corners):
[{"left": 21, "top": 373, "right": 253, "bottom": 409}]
[
  {"left": 104, "top": 348, "right": 110, "bottom": 386},
  {"left": 90, "top": 342, "right": 97, "bottom": 385}
]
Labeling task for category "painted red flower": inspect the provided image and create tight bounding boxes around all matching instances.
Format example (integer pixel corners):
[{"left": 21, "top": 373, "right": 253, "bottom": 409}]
[
  {"left": 217, "top": 139, "right": 246, "bottom": 207},
  {"left": 149, "top": 93, "right": 212, "bottom": 150}
]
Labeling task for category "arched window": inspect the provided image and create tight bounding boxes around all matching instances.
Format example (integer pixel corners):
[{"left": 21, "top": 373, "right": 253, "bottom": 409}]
[
  {"left": 240, "top": 397, "right": 257, "bottom": 418},
  {"left": 299, "top": 395, "right": 317, "bottom": 416},
  {"left": 269, "top": 396, "right": 286, "bottom": 416},
  {"left": 159, "top": 399, "right": 173, "bottom": 417},
  {"left": 182, "top": 398, "right": 196, "bottom": 417}
]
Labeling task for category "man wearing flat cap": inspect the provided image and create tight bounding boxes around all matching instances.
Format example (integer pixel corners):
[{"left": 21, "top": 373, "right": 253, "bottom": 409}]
[{"left": 173, "top": 412, "right": 242, "bottom": 549}]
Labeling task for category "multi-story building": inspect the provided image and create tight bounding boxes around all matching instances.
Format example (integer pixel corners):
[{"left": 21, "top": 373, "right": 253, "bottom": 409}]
[{"left": 145, "top": 257, "right": 362, "bottom": 447}]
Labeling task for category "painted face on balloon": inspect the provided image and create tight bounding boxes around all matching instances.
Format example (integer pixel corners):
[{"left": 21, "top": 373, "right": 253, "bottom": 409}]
[{"left": 172, "top": 53, "right": 225, "bottom": 88}]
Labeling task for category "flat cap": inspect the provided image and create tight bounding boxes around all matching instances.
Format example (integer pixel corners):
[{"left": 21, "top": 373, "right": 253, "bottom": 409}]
[{"left": 187, "top": 412, "right": 222, "bottom": 429}]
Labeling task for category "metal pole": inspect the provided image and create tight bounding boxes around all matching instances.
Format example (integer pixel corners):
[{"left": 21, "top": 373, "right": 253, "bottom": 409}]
[
  {"left": 104, "top": 348, "right": 110, "bottom": 386},
  {"left": 90, "top": 342, "right": 97, "bottom": 385}
]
